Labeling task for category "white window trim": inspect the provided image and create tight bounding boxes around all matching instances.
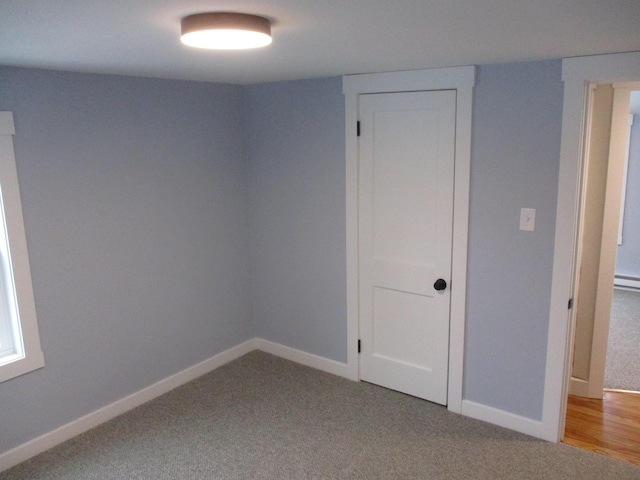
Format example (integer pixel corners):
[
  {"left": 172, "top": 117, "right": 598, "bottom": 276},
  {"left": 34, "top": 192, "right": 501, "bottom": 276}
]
[{"left": 0, "top": 112, "right": 44, "bottom": 382}]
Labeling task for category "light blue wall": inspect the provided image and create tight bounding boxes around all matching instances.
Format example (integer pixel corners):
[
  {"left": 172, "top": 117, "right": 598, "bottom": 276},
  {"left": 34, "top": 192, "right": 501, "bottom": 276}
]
[
  {"left": 245, "top": 77, "right": 347, "bottom": 362},
  {"left": 616, "top": 116, "right": 640, "bottom": 278},
  {"left": 244, "top": 62, "right": 563, "bottom": 421},
  {"left": 0, "top": 68, "right": 252, "bottom": 453},
  {"left": 0, "top": 59, "right": 565, "bottom": 458},
  {"left": 464, "top": 61, "right": 563, "bottom": 419}
]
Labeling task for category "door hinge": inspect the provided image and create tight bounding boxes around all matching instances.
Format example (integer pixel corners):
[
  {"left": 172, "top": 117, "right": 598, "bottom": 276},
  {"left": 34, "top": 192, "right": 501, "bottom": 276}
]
[
  {"left": 568, "top": 298, "right": 574, "bottom": 310},
  {"left": 357, "top": 121, "right": 361, "bottom": 137},
  {"left": 358, "top": 339, "right": 361, "bottom": 353}
]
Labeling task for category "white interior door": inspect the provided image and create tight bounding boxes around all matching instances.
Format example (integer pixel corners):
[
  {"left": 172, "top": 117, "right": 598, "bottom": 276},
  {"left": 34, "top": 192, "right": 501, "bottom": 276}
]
[{"left": 358, "top": 90, "right": 456, "bottom": 405}]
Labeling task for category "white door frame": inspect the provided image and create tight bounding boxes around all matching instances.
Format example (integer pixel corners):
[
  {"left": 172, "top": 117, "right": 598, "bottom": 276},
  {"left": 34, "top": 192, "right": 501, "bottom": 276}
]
[
  {"left": 545, "top": 51, "right": 640, "bottom": 442},
  {"left": 571, "top": 83, "right": 639, "bottom": 398},
  {"left": 342, "top": 66, "right": 475, "bottom": 413}
]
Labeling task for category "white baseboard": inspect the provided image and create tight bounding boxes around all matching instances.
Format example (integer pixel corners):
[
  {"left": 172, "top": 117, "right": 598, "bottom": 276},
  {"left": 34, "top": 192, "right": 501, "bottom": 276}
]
[
  {"left": 0, "top": 339, "right": 257, "bottom": 472},
  {"left": 254, "top": 338, "right": 350, "bottom": 378},
  {"left": 3, "top": 337, "right": 547, "bottom": 471},
  {"left": 614, "top": 276, "right": 640, "bottom": 290},
  {"left": 569, "top": 376, "right": 589, "bottom": 397},
  {"left": 0, "top": 338, "right": 350, "bottom": 472},
  {"left": 460, "top": 399, "right": 548, "bottom": 441}
]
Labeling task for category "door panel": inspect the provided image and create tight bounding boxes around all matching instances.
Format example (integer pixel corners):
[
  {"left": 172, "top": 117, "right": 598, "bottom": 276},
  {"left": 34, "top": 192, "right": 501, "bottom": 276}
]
[
  {"left": 373, "top": 287, "right": 433, "bottom": 367},
  {"left": 358, "top": 90, "right": 456, "bottom": 405}
]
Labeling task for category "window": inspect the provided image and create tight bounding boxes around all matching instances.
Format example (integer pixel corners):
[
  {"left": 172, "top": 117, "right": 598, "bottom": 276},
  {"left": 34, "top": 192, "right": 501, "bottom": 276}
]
[{"left": 0, "top": 112, "right": 44, "bottom": 382}]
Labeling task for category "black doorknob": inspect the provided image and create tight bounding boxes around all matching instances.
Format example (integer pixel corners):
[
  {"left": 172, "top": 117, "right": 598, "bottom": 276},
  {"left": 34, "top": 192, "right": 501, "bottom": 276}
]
[{"left": 434, "top": 278, "right": 447, "bottom": 291}]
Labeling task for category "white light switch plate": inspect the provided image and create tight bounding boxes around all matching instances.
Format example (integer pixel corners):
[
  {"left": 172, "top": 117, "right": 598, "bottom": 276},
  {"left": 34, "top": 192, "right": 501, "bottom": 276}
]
[{"left": 520, "top": 208, "right": 536, "bottom": 231}]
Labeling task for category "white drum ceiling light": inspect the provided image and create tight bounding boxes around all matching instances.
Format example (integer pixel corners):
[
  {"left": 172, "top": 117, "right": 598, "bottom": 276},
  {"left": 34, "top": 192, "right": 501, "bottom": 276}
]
[{"left": 180, "top": 12, "right": 272, "bottom": 50}]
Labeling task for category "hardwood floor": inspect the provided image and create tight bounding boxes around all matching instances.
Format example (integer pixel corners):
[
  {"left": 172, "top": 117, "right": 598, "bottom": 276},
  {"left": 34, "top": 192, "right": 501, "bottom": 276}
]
[{"left": 564, "top": 390, "right": 640, "bottom": 466}]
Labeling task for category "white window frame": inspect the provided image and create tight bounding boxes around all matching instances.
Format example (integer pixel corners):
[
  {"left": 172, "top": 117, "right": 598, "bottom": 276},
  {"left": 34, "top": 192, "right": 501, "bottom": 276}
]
[{"left": 0, "top": 112, "right": 44, "bottom": 382}]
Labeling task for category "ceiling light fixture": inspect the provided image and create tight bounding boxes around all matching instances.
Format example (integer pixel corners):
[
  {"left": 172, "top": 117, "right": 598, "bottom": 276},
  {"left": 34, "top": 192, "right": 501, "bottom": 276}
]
[{"left": 180, "top": 12, "right": 272, "bottom": 50}]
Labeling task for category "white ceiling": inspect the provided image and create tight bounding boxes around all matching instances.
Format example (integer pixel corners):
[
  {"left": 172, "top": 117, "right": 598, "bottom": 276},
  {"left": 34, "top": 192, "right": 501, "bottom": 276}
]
[{"left": 1, "top": 1, "right": 639, "bottom": 85}]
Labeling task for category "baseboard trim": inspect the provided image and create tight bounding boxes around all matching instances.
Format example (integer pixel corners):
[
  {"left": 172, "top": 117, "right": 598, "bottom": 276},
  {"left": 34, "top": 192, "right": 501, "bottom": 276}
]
[
  {"left": 460, "top": 399, "right": 548, "bottom": 440},
  {"left": 254, "top": 338, "right": 350, "bottom": 378},
  {"left": 3, "top": 338, "right": 545, "bottom": 471},
  {"left": 614, "top": 276, "right": 640, "bottom": 290},
  {"left": 0, "top": 339, "right": 257, "bottom": 472},
  {"left": 569, "top": 377, "right": 590, "bottom": 397}
]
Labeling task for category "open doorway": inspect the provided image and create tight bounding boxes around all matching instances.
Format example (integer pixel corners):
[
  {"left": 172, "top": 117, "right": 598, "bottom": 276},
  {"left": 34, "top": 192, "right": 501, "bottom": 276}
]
[
  {"left": 562, "top": 84, "right": 640, "bottom": 465},
  {"left": 545, "top": 50, "right": 640, "bottom": 449},
  {"left": 605, "top": 289, "right": 640, "bottom": 392},
  {"left": 608, "top": 90, "right": 640, "bottom": 393},
  {"left": 569, "top": 85, "right": 640, "bottom": 398}
]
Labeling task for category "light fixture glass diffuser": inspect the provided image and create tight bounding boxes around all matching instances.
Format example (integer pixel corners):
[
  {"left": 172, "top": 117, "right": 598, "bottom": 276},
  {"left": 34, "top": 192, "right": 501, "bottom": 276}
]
[{"left": 181, "top": 12, "right": 272, "bottom": 50}]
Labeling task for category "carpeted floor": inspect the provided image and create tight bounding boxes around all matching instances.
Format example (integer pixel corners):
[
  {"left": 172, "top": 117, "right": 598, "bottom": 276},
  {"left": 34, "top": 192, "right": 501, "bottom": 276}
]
[
  {"left": 605, "top": 289, "right": 640, "bottom": 391},
  {"left": 2, "top": 351, "right": 640, "bottom": 479}
]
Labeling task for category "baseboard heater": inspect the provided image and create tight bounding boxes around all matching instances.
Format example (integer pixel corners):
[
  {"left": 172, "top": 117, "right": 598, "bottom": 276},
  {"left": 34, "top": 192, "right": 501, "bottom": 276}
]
[{"left": 614, "top": 274, "right": 640, "bottom": 290}]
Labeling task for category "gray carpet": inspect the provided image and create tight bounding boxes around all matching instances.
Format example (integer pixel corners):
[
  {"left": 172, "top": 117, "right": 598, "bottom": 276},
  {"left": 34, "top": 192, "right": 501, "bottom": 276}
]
[
  {"left": 605, "top": 289, "right": 640, "bottom": 391},
  {"left": 2, "top": 351, "right": 639, "bottom": 479}
]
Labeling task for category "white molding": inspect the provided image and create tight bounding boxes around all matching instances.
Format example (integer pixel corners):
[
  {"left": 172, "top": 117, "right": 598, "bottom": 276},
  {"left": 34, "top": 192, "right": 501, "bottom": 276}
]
[
  {"left": 461, "top": 400, "right": 549, "bottom": 440},
  {"left": 585, "top": 84, "right": 632, "bottom": 398},
  {"left": 344, "top": 87, "right": 360, "bottom": 383},
  {"left": 0, "top": 338, "right": 354, "bottom": 472},
  {"left": 254, "top": 338, "right": 350, "bottom": 378},
  {"left": 545, "top": 51, "right": 640, "bottom": 443},
  {"left": 617, "top": 112, "right": 634, "bottom": 245},
  {"left": 447, "top": 78, "right": 474, "bottom": 414},
  {"left": 0, "top": 339, "right": 257, "bottom": 472},
  {"left": 614, "top": 277, "right": 640, "bottom": 290},
  {"left": 569, "top": 377, "right": 590, "bottom": 397},
  {"left": 342, "top": 66, "right": 475, "bottom": 414},
  {"left": 0, "top": 111, "right": 45, "bottom": 383},
  {"left": 343, "top": 66, "right": 476, "bottom": 94}
]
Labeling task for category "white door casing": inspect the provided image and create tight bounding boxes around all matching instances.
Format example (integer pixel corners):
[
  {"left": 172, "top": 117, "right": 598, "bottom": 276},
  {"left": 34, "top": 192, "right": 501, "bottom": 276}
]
[
  {"left": 343, "top": 66, "right": 475, "bottom": 414},
  {"left": 546, "top": 51, "right": 640, "bottom": 442},
  {"left": 568, "top": 84, "right": 615, "bottom": 397},
  {"left": 570, "top": 83, "right": 639, "bottom": 399},
  {"left": 358, "top": 91, "right": 456, "bottom": 404},
  {"left": 587, "top": 83, "right": 640, "bottom": 397}
]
